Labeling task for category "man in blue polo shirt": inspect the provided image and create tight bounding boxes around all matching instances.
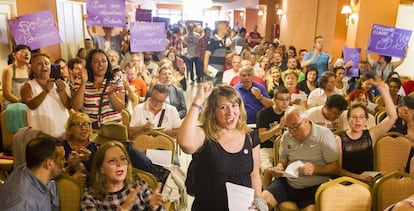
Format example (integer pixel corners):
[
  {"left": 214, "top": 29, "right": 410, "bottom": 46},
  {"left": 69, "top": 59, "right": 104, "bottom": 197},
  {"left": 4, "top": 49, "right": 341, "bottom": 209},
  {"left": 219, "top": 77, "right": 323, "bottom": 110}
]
[
  {"left": 234, "top": 65, "right": 273, "bottom": 124},
  {"left": 301, "top": 36, "right": 331, "bottom": 80}
]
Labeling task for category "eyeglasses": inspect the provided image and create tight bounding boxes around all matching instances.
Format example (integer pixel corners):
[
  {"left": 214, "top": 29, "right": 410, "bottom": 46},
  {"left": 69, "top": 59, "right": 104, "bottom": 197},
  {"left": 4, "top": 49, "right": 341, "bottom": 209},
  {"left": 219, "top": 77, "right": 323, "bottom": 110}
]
[
  {"left": 71, "top": 122, "right": 91, "bottom": 128},
  {"left": 349, "top": 115, "right": 366, "bottom": 120},
  {"left": 276, "top": 98, "right": 290, "bottom": 102},
  {"left": 150, "top": 97, "right": 165, "bottom": 104},
  {"left": 286, "top": 119, "right": 304, "bottom": 132},
  {"left": 106, "top": 156, "right": 128, "bottom": 166}
]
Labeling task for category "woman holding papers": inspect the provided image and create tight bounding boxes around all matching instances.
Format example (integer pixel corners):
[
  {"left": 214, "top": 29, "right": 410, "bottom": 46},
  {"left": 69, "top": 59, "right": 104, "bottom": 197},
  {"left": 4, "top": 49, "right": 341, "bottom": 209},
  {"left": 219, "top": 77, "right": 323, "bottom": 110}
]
[
  {"left": 177, "top": 82, "right": 264, "bottom": 210},
  {"left": 336, "top": 79, "right": 397, "bottom": 183}
]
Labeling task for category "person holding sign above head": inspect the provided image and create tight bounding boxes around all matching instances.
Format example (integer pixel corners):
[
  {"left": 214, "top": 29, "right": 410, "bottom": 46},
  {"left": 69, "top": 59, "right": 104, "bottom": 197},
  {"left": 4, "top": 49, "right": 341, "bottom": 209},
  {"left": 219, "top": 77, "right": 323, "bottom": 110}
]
[
  {"left": 20, "top": 53, "right": 70, "bottom": 138},
  {"left": 366, "top": 47, "right": 408, "bottom": 81},
  {"left": 84, "top": 14, "right": 128, "bottom": 55},
  {"left": 262, "top": 105, "right": 339, "bottom": 210}
]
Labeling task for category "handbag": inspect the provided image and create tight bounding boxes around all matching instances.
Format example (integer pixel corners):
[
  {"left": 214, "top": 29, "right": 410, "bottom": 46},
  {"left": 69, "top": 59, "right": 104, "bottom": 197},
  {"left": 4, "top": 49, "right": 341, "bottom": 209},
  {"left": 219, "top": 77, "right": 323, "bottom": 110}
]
[{"left": 92, "top": 78, "right": 110, "bottom": 130}]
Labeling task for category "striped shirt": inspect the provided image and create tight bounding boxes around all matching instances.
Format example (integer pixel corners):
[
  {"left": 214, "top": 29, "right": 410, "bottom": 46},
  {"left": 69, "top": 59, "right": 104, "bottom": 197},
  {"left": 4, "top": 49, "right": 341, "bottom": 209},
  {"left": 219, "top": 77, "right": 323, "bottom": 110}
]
[{"left": 73, "top": 78, "right": 125, "bottom": 124}]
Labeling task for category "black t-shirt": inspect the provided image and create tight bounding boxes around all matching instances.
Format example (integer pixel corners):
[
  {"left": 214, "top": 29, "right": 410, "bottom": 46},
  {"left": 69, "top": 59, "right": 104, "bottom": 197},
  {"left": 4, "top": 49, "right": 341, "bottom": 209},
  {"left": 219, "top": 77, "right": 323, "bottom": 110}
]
[
  {"left": 191, "top": 135, "right": 260, "bottom": 211},
  {"left": 256, "top": 106, "right": 285, "bottom": 148}
]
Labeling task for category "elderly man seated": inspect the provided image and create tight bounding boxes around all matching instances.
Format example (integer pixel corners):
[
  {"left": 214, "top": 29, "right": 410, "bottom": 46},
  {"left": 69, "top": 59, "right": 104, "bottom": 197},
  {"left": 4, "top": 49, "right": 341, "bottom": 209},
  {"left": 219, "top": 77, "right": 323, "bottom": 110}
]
[{"left": 129, "top": 84, "right": 181, "bottom": 138}]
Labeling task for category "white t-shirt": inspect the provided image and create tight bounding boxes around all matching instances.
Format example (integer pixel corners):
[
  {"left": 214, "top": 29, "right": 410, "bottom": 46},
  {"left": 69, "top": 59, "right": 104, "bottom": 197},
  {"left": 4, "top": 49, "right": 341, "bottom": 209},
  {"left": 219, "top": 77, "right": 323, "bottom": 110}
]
[
  {"left": 130, "top": 100, "right": 181, "bottom": 130},
  {"left": 307, "top": 88, "right": 342, "bottom": 108},
  {"left": 307, "top": 105, "right": 340, "bottom": 132},
  {"left": 222, "top": 69, "right": 238, "bottom": 85}
]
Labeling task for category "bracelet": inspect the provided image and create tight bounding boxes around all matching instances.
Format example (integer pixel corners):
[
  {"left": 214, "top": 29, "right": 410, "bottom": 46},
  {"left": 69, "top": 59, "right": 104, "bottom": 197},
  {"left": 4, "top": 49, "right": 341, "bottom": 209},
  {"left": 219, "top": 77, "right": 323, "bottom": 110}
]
[{"left": 191, "top": 102, "right": 203, "bottom": 112}]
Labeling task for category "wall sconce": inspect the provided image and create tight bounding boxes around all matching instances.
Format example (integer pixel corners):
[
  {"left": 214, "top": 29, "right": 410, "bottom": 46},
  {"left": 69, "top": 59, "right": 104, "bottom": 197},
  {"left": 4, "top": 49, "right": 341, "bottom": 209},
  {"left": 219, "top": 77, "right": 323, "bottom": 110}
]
[
  {"left": 276, "top": 8, "right": 284, "bottom": 19},
  {"left": 258, "top": 10, "right": 264, "bottom": 16},
  {"left": 341, "top": 5, "right": 352, "bottom": 26},
  {"left": 240, "top": 12, "right": 244, "bottom": 17}
]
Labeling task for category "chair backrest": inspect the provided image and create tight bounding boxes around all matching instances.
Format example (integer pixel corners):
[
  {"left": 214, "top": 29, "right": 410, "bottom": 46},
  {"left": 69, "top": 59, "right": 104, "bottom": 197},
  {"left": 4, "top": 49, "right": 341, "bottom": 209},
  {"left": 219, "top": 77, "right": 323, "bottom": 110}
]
[
  {"left": 375, "top": 110, "right": 386, "bottom": 124},
  {"left": 373, "top": 171, "right": 414, "bottom": 211},
  {"left": 374, "top": 132, "right": 411, "bottom": 175},
  {"left": 273, "top": 136, "right": 281, "bottom": 166},
  {"left": 315, "top": 176, "right": 372, "bottom": 211},
  {"left": 56, "top": 175, "right": 83, "bottom": 211},
  {"left": 133, "top": 130, "right": 175, "bottom": 164},
  {"left": 120, "top": 109, "right": 131, "bottom": 128},
  {"left": 1, "top": 110, "right": 15, "bottom": 150},
  {"left": 132, "top": 168, "right": 158, "bottom": 190}
]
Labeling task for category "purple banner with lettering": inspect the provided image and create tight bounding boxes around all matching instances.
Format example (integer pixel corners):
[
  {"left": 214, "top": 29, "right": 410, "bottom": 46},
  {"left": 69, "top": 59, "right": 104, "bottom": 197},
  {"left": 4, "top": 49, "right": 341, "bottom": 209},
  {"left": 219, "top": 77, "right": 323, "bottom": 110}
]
[
  {"left": 368, "top": 24, "right": 412, "bottom": 58},
  {"left": 343, "top": 46, "right": 361, "bottom": 78},
  {"left": 8, "top": 10, "right": 62, "bottom": 50},
  {"left": 136, "top": 9, "right": 152, "bottom": 22},
  {"left": 86, "top": 0, "right": 126, "bottom": 27},
  {"left": 152, "top": 17, "right": 170, "bottom": 29},
  {"left": 130, "top": 22, "right": 165, "bottom": 52}
]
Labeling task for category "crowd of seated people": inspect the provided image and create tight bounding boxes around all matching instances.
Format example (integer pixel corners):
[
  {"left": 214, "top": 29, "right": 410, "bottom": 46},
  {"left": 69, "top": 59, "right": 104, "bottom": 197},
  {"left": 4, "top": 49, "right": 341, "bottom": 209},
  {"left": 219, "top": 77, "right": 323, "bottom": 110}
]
[{"left": 1, "top": 18, "right": 414, "bottom": 211}]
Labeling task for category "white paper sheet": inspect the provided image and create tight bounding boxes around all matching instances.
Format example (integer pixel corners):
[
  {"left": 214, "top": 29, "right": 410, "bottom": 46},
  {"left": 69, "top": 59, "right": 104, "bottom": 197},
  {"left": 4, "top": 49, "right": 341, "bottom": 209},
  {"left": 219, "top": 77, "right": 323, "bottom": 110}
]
[
  {"left": 207, "top": 65, "right": 220, "bottom": 77},
  {"left": 225, "top": 182, "right": 254, "bottom": 211},
  {"left": 274, "top": 160, "right": 304, "bottom": 178},
  {"left": 146, "top": 149, "right": 172, "bottom": 167},
  {"left": 362, "top": 171, "right": 381, "bottom": 177}
]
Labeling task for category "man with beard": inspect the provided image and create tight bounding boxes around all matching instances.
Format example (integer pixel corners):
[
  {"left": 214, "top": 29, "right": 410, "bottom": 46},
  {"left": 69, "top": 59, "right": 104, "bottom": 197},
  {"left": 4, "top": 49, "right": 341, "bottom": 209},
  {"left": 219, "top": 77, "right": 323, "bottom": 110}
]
[{"left": 0, "top": 137, "right": 65, "bottom": 210}]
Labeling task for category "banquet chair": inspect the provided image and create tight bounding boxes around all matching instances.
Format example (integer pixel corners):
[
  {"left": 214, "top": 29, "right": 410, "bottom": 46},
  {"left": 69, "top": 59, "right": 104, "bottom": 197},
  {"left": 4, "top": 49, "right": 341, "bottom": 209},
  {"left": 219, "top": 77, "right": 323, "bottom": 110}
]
[
  {"left": 315, "top": 176, "right": 372, "bottom": 211},
  {"left": 374, "top": 132, "right": 411, "bottom": 175},
  {"left": 133, "top": 130, "right": 175, "bottom": 164},
  {"left": 373, "top": 171, "right": 414, "bottom": 211},
  {"left": 120, "top": 109, "right": 131, "bottom": 128},
  {"left": 56, "top": 174, "right": 83, "bottom": 211},
  {"left": 273, "top": 136, "right": 300, "bottom": 211}
]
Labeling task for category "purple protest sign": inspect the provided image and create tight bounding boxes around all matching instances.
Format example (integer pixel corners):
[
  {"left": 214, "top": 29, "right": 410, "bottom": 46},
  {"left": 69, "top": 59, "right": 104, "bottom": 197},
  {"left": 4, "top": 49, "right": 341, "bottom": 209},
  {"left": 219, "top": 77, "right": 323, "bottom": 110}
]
[
  {"left": 343, "top": 46, "right": 361, "bottom": 78},
  {"left": 152, "top": 17, "right": 170, "bottom": 30},
  {"left": 136, "top": 9, "right": 152, "bottom": 22},
  {"left": 368, "top": 24, "right": 412, "bottom": 58},
  {"left": 8, "top": 10, "right": 62, "bottom": 50},
  {"left": 86, "top": 0, "right": 126, "bottom": 27},
  {"left": 130, "top": 22, "right": 166, "bottom": 52}
]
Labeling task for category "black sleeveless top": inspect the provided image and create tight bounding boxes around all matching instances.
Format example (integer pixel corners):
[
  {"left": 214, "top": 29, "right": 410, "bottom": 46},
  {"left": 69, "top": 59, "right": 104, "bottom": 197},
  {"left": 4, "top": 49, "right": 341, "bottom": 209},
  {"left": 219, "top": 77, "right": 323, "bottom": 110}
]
[
  {"left": 340, "top": 130, "right": 373, "bottom": 174},
  {"left": 192, "top": 134, "right": 260, "bottom": 211}
]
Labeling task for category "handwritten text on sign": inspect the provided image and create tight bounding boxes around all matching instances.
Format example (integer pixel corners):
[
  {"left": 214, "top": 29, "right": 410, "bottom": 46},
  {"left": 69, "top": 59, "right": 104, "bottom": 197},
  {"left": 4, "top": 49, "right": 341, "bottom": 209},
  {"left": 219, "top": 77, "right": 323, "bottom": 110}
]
[
  {"left": 130, "top": 22, "right": 166, "bottom": 52},
  {"left": 86, "top": 0, "right": 126, "bottom": 27},
  {"left": 368, "top": 24, "right": 412, "bottom": 58},
  {"left": 8, "top": 10, "right": 62, "bottom": 50}
]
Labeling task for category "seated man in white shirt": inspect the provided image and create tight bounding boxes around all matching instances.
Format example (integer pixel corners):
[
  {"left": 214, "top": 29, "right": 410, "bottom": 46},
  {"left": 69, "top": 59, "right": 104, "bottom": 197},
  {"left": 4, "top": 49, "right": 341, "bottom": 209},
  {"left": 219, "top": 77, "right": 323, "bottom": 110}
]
[
  {"left": 307, "top": 71, "right": 341, "bottom": 108},
  {"left": 308, "top": 94, "right": 348, "bottom": 132},
  {"left": 222, "top": 55, "right": 242, "bottom": 85},
  {"left": 129, "top": 84, "right": 181, "bottom": 138}
]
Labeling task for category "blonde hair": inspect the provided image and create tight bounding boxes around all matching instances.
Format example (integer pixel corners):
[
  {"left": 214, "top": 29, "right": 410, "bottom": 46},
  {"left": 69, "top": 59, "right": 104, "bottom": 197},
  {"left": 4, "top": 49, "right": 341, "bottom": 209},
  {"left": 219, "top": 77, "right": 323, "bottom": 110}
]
[
  {"left": 65, "top": 111, "right": 92, "bottom": 141},
  {"left": 266, "top": 66, "right": 282, "bottom": 94},
  {"left": 89, "top": 141, "right": 133, "bottom": 197},
  {"left": 282, "top": 69, "right": 299, "bottom": 83},
  {"left": 200, "top": 86, "right": 251, "bottom": 141}
]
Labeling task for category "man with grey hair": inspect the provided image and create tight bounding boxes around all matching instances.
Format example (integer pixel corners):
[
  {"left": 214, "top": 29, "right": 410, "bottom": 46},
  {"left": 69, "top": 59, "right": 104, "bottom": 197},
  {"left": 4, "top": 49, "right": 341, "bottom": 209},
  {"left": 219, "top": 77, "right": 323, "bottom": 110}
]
[
  {"left": 129, "top": 84, "right": 181, "bottom": 138},
  {"left": 234, "top": 65, "right": 272, "bottom": 124},
  {"left": 262, "top": 105, "right": 339, "bottom": 210}
]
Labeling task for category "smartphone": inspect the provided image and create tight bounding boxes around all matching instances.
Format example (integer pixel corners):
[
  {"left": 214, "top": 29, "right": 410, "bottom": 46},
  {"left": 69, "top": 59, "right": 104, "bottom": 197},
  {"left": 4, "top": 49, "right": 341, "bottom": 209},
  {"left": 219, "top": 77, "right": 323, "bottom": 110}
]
[{"left": 50, "top": 64, "right": 62, "bottom": 80}]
